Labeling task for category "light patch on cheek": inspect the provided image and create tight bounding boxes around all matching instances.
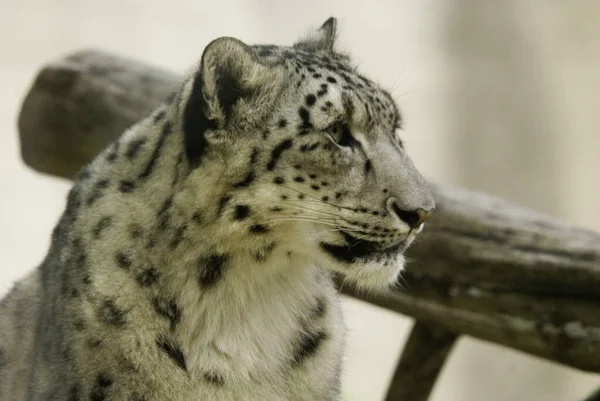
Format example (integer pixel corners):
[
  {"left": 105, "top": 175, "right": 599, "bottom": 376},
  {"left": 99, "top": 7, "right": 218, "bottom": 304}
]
[
  {"left": 395, "top": 253, "right": 406, "bottom": 272},
  {"left": 305, "top": 87, "right": 345, "bottom": 131},
  {"left": 319, "top": 86, "right": 345, "bottom": 125},
  {"left": 327, "top": 85, "right": 343, "bottom": 109},
  {"left": 352, "top": 130, "right": 371, "bottom": 153}
]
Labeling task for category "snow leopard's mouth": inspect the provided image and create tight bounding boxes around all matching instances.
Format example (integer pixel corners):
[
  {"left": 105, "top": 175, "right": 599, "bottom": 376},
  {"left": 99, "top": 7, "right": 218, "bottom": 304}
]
[{"left": 319, "top": 231, "right": 405, "bottom": 264}]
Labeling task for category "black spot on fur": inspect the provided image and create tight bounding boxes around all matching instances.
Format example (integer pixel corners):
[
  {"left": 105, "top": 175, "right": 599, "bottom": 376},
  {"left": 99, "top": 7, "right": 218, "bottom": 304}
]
[
  {"left": 105, "top": 141, "right": 119, "bottom": 163},
  {"left": 307, "top": 143, "right": 320, "bottom": 151},
  {"left": 250, "top": 224, "right": 269, "bottom": 234},
  {"left": 322, "top": 196, "right": 329, "bottom": 202},
  {"left": 278, "top": 119, "right": 288, "bottom": 128},
  {"left": 86, "top": 179, "right": 110, "bottom": 206},
  {"left": 172, "top": 152, "right": 184, "bottom": 188},
  {"left": 191, "top": 211, "right": 203, "bottom": 225},
  {"left": 274, "top": 176, "right": 285, "bottom": 184},
  {"left": 87, "top": 338, "right": 102, "bottom": 348},
  {"left": 119, "top": 180, "right": 135, "bottom": 193},
  {"left": 146, "top": 238, "right": 157, "bottom": 249},
  {"left": 311, "top": 185, "right": 320, "bottom": 191},
  {"left": 311, "top": 297, "right": 327, "bottom": 320},
  {"left": 73, "top": 319, "right": 86, "bottom": 331},
  {"left": 183, "top": 72, "right": 217, "bottom": 165},
  {"left": 170, "top": 224, "right": 187, "bottom": 249},
  {"left": 76, "top": 167, "right": 91, "bottom": 181},
  {"left": 115, "top": 252, "right": 132, "bottom": 270},
  {"left": 152, "top": 109, "right": 166, "bottom": 123},
  {"left": 250, "top": 147, "right": 260, "bottom": 164},
  {"left": 155, "top": 197, "right": 172, "bottom": 230},
  {"left": 153, "top": 297, "right": 182, "bottom": 331},
  {"left": 233, "top": 171, "right": 255, "bottom": 188},
  {"left": 89, "top": 374, "right": 113, "bottom": 401},
  {"left": 203, "top": 372, "right": 225, "bottom": 386},
  {"left": 156, "top": 337, "right": 187, "bottom": 372},
  {"left": 131, "top": 392, "right": 149, "bottom": 401},
  {"left": 253, "top": 242, "right": 276, "bottom": 262},
  {"left": 364, "top": 159, "right": 372, "bottom": 174},
  {"left": 292, "top": 330, "right": 327, "bottom": 366},
  {"left": 198, "top": 254, "right": 229, "bottom": 288},
  {"left": 294, "top": 176, "right": 305, "bottom": 183},
  {"left": 298, "top": 108, "right": 312, "bottom": 130},
  {"left": 267, "top": 139, "right": 294, "bottom": 171},
  {"left": 139, "top": 121, "right": 173, "bottom": 179},
  {"left": 305, "top": 94, "right": 317, "bottom": 107},
  {"left": 99, "top": 300, "right": 126, "bottom": 328},
  {"left": 126, "top": 138, "right": 147, "bottom": 160},
  {"left": 129, "top": 224, "right": 143, "bottom": 239},
  {"left": 317, "top": 84, "right": 328, "bottom": 97},
  {"left": 90, "top": 388, "right": 106, "bottom": 401},
  {"left": 218, "top": 196, "right": 231, "bottom": 216},
  {"left": 234, "top": 205, "right": 251, "bottom": 220},
  {"left": 92, "top": 216, "right": 113, "bottom": 238},
  {"left": 327, "top": 76, "right": 337, "bottom": 84},
  {"left": 136, "top": 267, "right": 160, "bottom": 287},
  {"left": 97, "top": 373, "right": 114, "bottom": 388}
]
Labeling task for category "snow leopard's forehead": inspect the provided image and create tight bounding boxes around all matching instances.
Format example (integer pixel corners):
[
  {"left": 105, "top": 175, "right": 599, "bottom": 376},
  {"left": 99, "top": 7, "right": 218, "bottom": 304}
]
[{"left": 251, "top": 44, "right": 401, "bottom": 138}]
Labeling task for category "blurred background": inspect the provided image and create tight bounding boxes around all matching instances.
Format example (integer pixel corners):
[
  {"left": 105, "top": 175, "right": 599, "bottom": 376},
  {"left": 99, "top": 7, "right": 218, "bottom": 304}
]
[{"left": 1, "top": 0, "right": 599, "bottom": 399}]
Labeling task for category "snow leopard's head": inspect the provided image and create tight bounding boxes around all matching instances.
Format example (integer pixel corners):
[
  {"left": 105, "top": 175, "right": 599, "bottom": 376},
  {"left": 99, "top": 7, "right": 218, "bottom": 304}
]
[{"left": 181, "top": 18, "right": 434, "bottom": 291}]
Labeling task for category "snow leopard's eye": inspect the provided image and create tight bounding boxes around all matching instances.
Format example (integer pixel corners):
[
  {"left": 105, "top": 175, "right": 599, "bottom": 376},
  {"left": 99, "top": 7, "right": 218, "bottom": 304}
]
[{"left": 326, "top": 121, "right": 356, "bottom": 149}]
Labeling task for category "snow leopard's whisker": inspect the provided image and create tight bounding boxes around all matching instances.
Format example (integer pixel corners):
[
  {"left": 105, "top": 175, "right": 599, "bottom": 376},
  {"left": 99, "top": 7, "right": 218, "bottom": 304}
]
[
  {"left": 279, "top": 202, "right": 343, "bottom": 219},
  {"left": 295, "top": 197, "right": 355, "bottom": 212},
  {"left": 263, "top": 213, "right": 338, "bottom": 223},
  {"left": 345, "top": 237, "right": 366, "bottom": 251},
  {"left": 395, "top": 271, "right": 409, "bottom": 291},
  {"left": 258, "top": 177, "right": 356, "bottom": 212},
  {"left": 276, "top": 203, "right": 375, "bottom": 236},
  {"left": 271, "top": 204, "right": 366, "bottom": 236},
  {"left": 266, "top": 205, "right": 341, "bottom": 222},
  {"left": 261, "top": 217, "right": 342, "bottom": 229},
  {"left": 312, "top": 227, "right": 364, "bottom": 236}
]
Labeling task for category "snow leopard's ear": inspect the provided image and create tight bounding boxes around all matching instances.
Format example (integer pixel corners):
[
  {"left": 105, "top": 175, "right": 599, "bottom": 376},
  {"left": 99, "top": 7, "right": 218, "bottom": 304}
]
[
  {"left": 183, "top": 37, "right": 284, "bottom": 164},
  {"left": 294, "top": 17, "right": 337, "bottom": 52}
]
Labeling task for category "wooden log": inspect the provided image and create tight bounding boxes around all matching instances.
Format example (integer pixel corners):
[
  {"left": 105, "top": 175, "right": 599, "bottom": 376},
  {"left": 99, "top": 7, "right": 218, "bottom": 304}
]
[
  {"left": 18, "top": 50, "right": 177, "bottom": 179},
  {"left": 17, "top": 50, "right": 600, "bottom": 373},
  {"left": 384, "top": 322, "right": 458, "bottom": 401}
]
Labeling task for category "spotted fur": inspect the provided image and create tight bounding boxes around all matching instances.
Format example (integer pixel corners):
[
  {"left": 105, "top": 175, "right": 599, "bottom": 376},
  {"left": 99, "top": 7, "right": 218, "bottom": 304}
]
[{"left": 0, "top": 17, "right": 433, "bottom": 401}]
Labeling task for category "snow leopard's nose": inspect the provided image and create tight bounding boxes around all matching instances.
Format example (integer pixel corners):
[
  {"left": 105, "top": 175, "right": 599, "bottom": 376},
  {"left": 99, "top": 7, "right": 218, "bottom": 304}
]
[{"left": 387, "top": 198, "right": 434, "bottom": 229}]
